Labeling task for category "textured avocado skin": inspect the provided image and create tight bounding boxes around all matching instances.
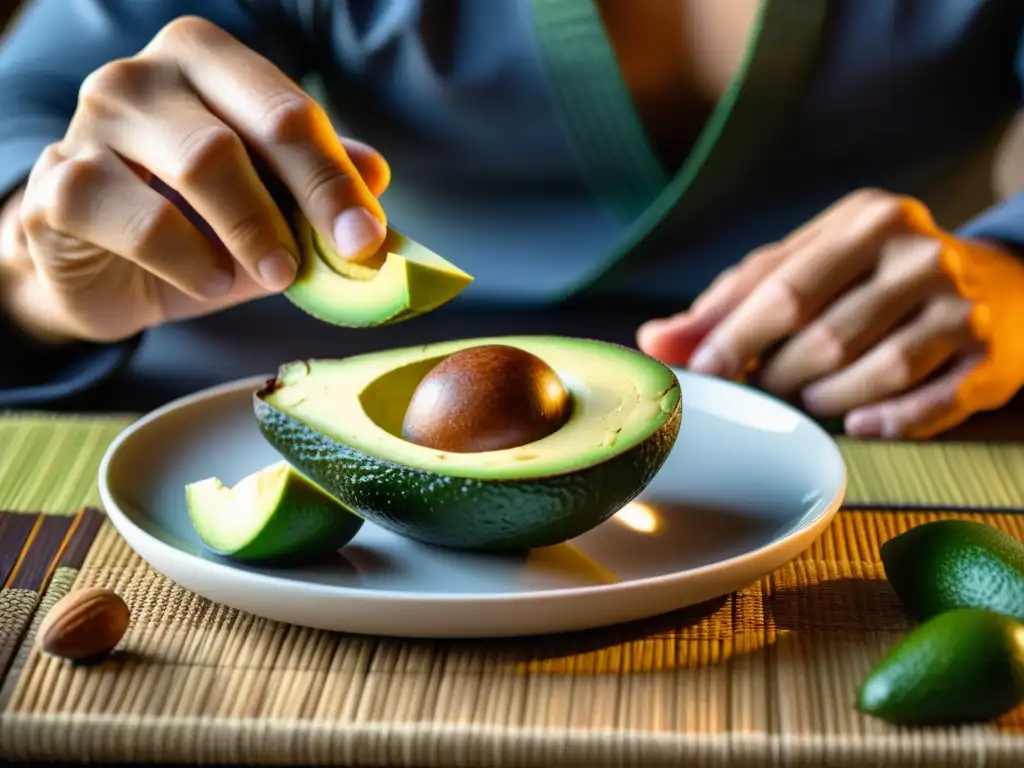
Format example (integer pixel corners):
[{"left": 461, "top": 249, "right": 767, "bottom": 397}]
[
  {"left": 253, "top": 385, "right": 681, "bottom": 551},
  {"left": 880, "top": 519, "right": 1024, "bottom": 622}
]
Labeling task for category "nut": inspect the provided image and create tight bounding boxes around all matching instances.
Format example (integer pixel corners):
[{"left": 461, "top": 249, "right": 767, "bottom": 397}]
[{"left": 38, "top": 587, "right": 130, "bottom": 661}]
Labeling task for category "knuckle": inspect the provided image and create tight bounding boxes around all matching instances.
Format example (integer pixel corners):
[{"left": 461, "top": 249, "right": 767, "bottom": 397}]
[
  {"left": 79, "top": 58, "right": 160, "bottom": 111},
  {"left": 765, "top": 274, "right": 812, "bottom": 328},
  {"left": 19, "top": 191, "right": 48, "bottom": 239},
  {"left": 912, "top": 236, "right": 945, "bottom": 275},
  {"left": 867, "top": 192, "right": 905, "bottom": 229},
  {"left": 261, "top": 93, "right": 322, "bottom": 145},
  {"left": 45, "top": 156, "right": 108, "bottom": 231},
  {"left": 882, "top": 345, "right": 915, "bottom": 390},
  {"left": 932, "top": 296, "right": 975, "bottom": 335},
  {"left": 303, "top": 160, "right": 354, "bottom": 210},
  {"left": 711, "top": 266, "right": 739, "bottom": 292},
  {"left": 223, "top": 210, "right": 274, "bottom": 252},
  {"left": 850, "top": 187, "right": 893, "bottom": 209},
  {"left": 811, "top": 322, "right": 851, "bottom": 369},
  {"left": 36, "top": 142, "right": 66, "bottom": 171},
  {"left": 122, "top": 200, "right": 179, "bottom": 258},
  {"left": 172, "top": 125, "right": 244, "bottom": 188},
  {"left": 741, "top": 244, "right": 777, "bottom": 267},
  {"left": 151, "top": 15, "right": 224, "bottom": 52}
]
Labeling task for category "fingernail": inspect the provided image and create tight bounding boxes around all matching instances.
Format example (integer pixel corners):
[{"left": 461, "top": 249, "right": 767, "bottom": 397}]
[
  {"left": 203, "top": 269, "right": 235, "bottom": 298},
  {"left": 689, "top": 346, "right": 726, "bottom": 377},
  {"left": 257, "top": 249, "right": 298, "bottom": 291},
  {"left": 334, "top": 207, "right": 385, "bottom": 261},
  {"left": 844, "top": 409, "right": 882, "bottom": 437}
]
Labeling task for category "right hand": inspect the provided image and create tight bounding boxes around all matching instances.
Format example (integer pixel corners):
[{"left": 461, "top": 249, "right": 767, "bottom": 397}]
[{"left": 0, "top": 16, "right": 391, "bottom": 344}]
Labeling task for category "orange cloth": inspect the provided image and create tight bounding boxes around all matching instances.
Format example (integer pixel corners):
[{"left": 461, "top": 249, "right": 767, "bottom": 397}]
[{"left": 900, "top": 196, "right": 1024, "bottom": 435}]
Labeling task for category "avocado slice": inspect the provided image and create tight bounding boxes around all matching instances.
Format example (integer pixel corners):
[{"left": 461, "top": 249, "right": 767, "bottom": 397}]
[
  {"left": 283, "top": 216, "right": 473, "bottom": 327},
  {"left": 185, "top": 461, "right": 364, "bottom": 562},
  {"left": 253, "top": 336, "right": 682, "bottom": 551}
]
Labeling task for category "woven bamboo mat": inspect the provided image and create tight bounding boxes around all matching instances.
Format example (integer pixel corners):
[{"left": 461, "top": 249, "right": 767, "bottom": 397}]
[
  {"left": 3, "top": 413, "right": 1024, "bottom": 514},
  {"left": 1, "top": 414, "right": 1024, "bottom": 766}
]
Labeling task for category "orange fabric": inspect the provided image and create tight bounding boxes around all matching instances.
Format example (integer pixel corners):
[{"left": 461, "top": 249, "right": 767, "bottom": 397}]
[{"left": 899, "top": 196, "right": 1024, "bottom": 434}]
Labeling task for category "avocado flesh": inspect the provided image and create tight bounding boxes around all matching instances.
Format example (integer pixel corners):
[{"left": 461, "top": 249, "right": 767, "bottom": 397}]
[
  {"left": 254, "top": 336, "right": 682, "bottom": 551},
  {"left": 185, "top": 461, "right": 364, "bottom": 562},
  {"left": 284, "top": 217, "right": 473, "bottom": 327}
]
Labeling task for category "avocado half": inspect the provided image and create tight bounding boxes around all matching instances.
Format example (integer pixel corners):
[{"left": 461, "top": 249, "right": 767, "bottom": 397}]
[
  {"left": 253, "top": 336, "right": 682, "bottom": 551},
  {"left": 284, "top": 215, "right": 473, "bottom": 327}
]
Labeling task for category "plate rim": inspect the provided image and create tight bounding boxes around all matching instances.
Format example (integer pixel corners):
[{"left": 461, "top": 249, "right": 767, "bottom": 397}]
[{"left": 98, "top": 370, "right": 847, "bottom": 606}]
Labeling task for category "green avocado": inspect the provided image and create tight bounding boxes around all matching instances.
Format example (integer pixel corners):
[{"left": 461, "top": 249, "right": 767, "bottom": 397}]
[
  {"left": 185, "top": 461, "right": 364, "bottom": 562},
  {"left": 856, "top": 607, "right": 1024, "bottom": 725},
  {"left": 283, "top": 216, "right": 473, "bottom": 327},
  {"left": 253, "top": 336, "right": 682, "bottom": 551},
  {"left": 880, "top": 519, "right": 1024, "bottom": 622}
]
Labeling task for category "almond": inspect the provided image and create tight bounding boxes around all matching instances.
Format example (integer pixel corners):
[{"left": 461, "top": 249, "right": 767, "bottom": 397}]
[{"left": 38, "top": 587, "right": 130, "bottom": 661}]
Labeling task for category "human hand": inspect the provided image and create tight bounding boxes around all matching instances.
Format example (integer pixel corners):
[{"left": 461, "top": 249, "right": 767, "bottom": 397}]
[
  {"left": 637, "top": 189, "right": 1024, "bottom": 439},
  {"left": 0, "top": 16, "right": 390, "bottom": 344}
]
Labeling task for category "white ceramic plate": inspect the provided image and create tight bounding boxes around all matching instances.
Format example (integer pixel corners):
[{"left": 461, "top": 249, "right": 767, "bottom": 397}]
[{"left": 98, "top": 369, "right": 846, "bottom": 638}]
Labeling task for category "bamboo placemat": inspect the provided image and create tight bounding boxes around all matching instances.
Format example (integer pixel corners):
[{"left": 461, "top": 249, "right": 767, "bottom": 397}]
[
  {"left": 1, "top": 508, "right": 1022, "bottom": 765},
  {"left": 3, "top": 412, "right": 1024, "bottom": 514},
  {"left": 1, "top": 413, "right": 1024, "bottom": 766}
]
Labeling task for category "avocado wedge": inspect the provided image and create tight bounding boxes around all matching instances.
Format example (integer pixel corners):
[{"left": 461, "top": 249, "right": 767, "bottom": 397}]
[
  {"left": 185, "top": 461, "right": 364, "bottom": 562},
  {"left": 253, "top": 336, "right": 682, "bottom": 551},
  {"left": 284, "top": 216, "right": 473, "bottom": 327}
]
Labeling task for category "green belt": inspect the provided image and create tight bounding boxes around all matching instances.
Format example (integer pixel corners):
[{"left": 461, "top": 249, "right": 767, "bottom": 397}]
[{"left": 528, "top": 0, "right": 830, "bottom": 299}]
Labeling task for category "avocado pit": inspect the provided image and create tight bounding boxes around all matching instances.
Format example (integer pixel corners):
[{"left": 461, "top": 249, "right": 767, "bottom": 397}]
[{"left": 401, "top": 344, "right": 572, "bottom": 453}]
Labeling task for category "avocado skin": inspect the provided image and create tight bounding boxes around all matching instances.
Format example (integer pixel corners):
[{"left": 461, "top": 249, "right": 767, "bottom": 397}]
[
  {"left": 856, "top": 607, "right": 1024, "bottom": 725},
  {"left": 253, "top": 384, "right": 681, "bottom": 551},
  {"left": 881, "top": 519, "right": 1024, "bottom": 622}
]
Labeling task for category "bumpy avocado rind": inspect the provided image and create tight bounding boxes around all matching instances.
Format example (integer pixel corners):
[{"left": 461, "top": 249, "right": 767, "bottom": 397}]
[
  {"left": 253, "top": 336, "right": 682, "bottom": 551},
  {"left": 856, "top": 607, "right": 1024, "bottom": 725},
  {"left": 880, "top": 519, "right": 1024, "bottom": 622},
  {"left": 284, "top": 215, "right": 473, "bottom": 327},
  {"left": 185, "top": 461, "right": 364, "bottom": 562}
]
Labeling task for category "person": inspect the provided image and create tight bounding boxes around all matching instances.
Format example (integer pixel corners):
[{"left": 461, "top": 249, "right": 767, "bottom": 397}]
[{"left": 1, "top": 0, "right": 1023, "bottom": 437}]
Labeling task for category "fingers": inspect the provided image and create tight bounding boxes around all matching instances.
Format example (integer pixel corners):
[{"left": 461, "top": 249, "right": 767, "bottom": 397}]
[
  {"left": 143, "top": 17, "right": 387, "bottom": 262},
  {"left": 21, "top": 144, "right": 235, "bottom": 300},
  {"left": 687, "top": 190, "right": 906, "bottom": 379},
  {"left": 71, "top": 58, "right": 301, "bottom": 292},
  {"left": 637, "top": 192, "right": 855, "bottom": 366},
  {"left": 759, "top": 233, "right": 950, "bottom": 396},
  {"left": 637, "top": 245, "right": 787, "bottom": 366},
  {"left": 799, "top": 295, "right": 974, "bottom": 418},
  {"left": 844, "top": 352, "right": 983, "bottom": 439}
]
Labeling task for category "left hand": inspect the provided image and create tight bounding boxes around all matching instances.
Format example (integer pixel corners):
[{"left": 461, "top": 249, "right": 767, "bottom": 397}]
[{"left": 637, "top": 189, "right": 1024, "bottom": 439}]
